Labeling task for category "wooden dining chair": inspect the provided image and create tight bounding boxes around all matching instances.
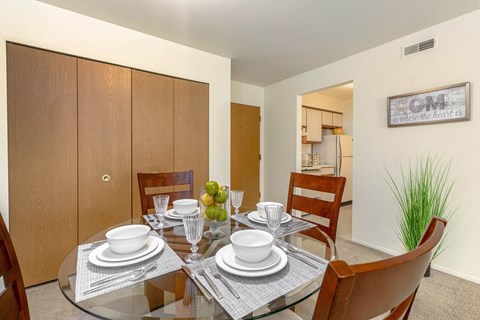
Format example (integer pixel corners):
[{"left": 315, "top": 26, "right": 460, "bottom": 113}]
[
  {"left": 266, "top": 216, "right": 446, "bottom": 320},
  {"left": 286, "top": 172, "right": 346, "bottom": 242},
  {"left": 137, "top": 170, "right": 194, "bottom": 215},
  {"left": 0, "top": 212, "right": 30, "bottom": 320}
]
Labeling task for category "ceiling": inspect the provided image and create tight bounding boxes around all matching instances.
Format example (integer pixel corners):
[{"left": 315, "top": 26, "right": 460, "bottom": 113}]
[
  {"left": 317, "top": 83, "right": 353, "bottom": 100},
  {"left": 39, "top": 0, "right": 479, "bottom": 87}
]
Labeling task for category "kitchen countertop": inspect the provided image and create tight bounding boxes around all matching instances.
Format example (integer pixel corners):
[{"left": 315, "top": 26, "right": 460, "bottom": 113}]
[{"left": 301, "top": 164, "right": 335, "bottom": 171}]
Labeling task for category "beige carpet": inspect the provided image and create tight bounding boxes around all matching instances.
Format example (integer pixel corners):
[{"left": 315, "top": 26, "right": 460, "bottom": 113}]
[{"left": 26, "top": 206, "right": 480, "bottom": 319}]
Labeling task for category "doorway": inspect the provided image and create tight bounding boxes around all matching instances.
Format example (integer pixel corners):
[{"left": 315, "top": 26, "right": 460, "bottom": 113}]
[
  {"left": 300, "top": 82, "right": 353, "bottom": 240},
  {"left": 230, "top": 103, "right": 260, "bottom": 211}
]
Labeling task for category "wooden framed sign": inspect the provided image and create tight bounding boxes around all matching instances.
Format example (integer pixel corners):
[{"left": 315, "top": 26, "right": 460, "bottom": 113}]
[{"left": 387, "top": 82, "right": 470, "bottom": 127}]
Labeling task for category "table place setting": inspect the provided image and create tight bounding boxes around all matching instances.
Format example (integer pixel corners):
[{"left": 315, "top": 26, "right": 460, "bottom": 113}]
[
  {"left": 231, "top": 202, "right": 316, "bottom": 238},
  {"left": 75, "top": 226, "right": 184, "bottom": 302},
  {"left": 143, "top": 195, "right": 200, "bottom": 230},
  {"left": 143, "top": 213, "right": 185, "bottom": 230},
  {"left": 183, "top": 229, "right": 328, "bottom": 320}
]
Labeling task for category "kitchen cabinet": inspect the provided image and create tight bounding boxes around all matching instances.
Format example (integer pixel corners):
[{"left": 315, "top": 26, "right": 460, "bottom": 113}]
[
  {"left": 322, "top": 111, "right": 343, "bottom": 128},
  {"left": 322, "top": 111, "right": 333, "bottom": 126},
  {"left": 78, "top": 59, "right": 132, "bottom": 242},
  {"left": 7, "top": 43, "right": 78, "bottom": 286},
  {"left": 305, "top": 108, "right": 322, "bottom": 143},
  {"left": 301, "top": 107, "right": 307, "bottom": 126},
  {"left": 332, "top": 113, "right": 343, "bottom": 127}
]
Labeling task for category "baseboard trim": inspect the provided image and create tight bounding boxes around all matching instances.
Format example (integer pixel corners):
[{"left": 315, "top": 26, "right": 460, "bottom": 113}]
[
  {"left": 350, "top": 237, "right": 480, "bottom": 284},
  {"left": 430, "top": 264, "right": 480, "bottom": 284},
  {"left": 350, "top": 237, "right": 401, "bottom": 256}
]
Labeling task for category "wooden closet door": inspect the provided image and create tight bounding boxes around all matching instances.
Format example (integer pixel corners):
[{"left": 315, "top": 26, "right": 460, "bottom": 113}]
[
  {"left": 132, "top": 70, "right": 174, "bottom": 217},
  {"left": 78, "top": 59, "right": 132, "bottom": 242},
  {"left": 174, "top": 79, "right": 209, "bottom": 194},
  {"left": 7, "top": 44, "right": 78, "bottom": 286}
]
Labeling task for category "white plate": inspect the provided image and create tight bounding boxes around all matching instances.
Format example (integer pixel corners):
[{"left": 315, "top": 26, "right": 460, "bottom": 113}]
[
  {"left": 215, "top": 245, "right": 287, "bottom": 277},
  {"left": 89, "top": 236, "right": 164, "bottom": 267},
  {"left": 222, "top": 245, "right": 281, "bottom": 271},
  {"left": 96, "top": 237, "right": 159, "bottom": 262},
  {"left": 247, "top": 212, "right": 292, "bottom": 224},
  {"left": 165, "top": 208, "right": 199, "bottom": 220},
  {"left": 250, "top": 211, "right": 289, "bottom": 221}
]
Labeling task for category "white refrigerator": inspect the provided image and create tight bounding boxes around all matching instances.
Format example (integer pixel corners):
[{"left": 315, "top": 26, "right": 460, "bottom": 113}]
[{"left": 317, "top": 135, "right": 353, "bottom": 203}]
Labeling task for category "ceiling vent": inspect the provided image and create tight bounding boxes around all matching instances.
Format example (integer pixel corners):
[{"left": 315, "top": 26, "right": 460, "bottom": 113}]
[{"left": 402, "top": 37, "right": 436, "bottom": 58}]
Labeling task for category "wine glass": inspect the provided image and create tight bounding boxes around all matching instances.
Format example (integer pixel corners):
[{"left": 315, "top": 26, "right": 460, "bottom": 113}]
[
  {"left": 265, "top": 204, "right": 284, "bottom": 239},
  {"left": 230, "top": 190, "right": 244, "bottom": 216},
  {"left": 183, "top": 213, "right": 205, "bottom": 263},
  {"left": 230, "top": 190, "right": 244, "bottom": 234},
  {"left": 153, "top": 194, "right": 169, "bottom": 228}
]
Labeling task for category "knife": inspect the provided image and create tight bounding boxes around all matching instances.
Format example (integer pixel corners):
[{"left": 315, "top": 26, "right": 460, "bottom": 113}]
[{"left": 182, "top": 265, "right": 213, "bottom": 302}]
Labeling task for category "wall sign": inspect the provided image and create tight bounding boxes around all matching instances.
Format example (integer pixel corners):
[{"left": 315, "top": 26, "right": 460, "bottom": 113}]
[{"left": 387, "top": 82, "right": 470, "bottom": 127}]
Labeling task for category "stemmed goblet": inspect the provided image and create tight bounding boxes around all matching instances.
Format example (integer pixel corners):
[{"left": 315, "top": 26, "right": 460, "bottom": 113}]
[
  {"left": 230, "top": 190, "right": 244, "bottom": 216},
  {"left": 230, "top": 190, "right": 244, "bottom": 234},
  {"left": 153, "top": 194, "right": 169, "bottom": 228},
  {"left": 183, "top": 212, "right": 205, "bottom": 263},
  {"left": 265, "top": 204, "right": 284, "bottom": 239}
]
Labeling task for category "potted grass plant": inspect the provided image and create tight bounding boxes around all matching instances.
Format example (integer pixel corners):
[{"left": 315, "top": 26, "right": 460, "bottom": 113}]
[{"left": 385, "top": 154, "right": 455, "bottom": 276}]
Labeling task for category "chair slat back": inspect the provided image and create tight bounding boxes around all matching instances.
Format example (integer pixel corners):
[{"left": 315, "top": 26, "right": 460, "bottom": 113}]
[
  {"left": 314, "top": 217, "right": 446, "bottom": 320},
  {"left": 0, "top": 213, "right": 30, "bottom": 320},
  {"left": 137, "top": 170, "right": 194, "bottom": 215},
  {"left": 286, "top": 172, "right": 346, "bottom": 242}
]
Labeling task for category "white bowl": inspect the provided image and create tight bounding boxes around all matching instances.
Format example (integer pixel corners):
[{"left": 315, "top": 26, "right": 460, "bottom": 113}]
[
  {"left": 256, "top": 202, "right": 283, "bottom": 219},
  {"left": 106, "top": 225, "right": 150, "bottom": 255},
  {"left": 173, "top": 199, "right": 198, "bottom": 215},
  {"left": 230, "top": 230, "right": 273, "bottom": 263}
]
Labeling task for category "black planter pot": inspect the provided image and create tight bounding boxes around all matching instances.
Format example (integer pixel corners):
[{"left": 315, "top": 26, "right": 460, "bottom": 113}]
[{"left": 424, "top": 262, "right": 431, "bottom": 277}]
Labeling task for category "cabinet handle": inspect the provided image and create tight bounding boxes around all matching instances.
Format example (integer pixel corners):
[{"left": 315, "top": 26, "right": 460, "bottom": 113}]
[
  {"left": 152, "top": 171, "right": 158, "bottom": 174},
  {"left": 102, "top": 174, "right": 111, "bottom": 182}
]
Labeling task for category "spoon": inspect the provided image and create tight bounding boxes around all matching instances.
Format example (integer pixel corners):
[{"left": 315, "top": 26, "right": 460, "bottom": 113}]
[
  {"left": 283, "top": 243, "right": 325, "bottom": 264},
  {"left": 277, "top": 244, "right": 318, "bottom": 269}
]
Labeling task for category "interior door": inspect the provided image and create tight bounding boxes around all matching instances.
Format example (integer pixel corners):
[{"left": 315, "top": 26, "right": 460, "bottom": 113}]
[
  {"left": 231, "top": 103, "right": 260, "bottom": 210},
  {"left": 78, "top": 59, "right": 132, "bottom": 242},
  {"left": 132, "top": 70, "right": 174, "bottom": 217},
  {"left": 7, "top": 43, "right": 78, "bottom": 286}
]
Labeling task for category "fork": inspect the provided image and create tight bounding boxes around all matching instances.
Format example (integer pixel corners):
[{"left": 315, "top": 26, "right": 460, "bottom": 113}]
[
  {"left": 84, "top": 262, "right": 156, "bottom": 295},
  {"left": 194, "top": 264, "right": 223, "bottom": 299},
  {"left": 209, "top": 265, "right": 240, "bottom": 299},
  {"left": 90, "top": 261, "right": 157, "bottom": 287}
]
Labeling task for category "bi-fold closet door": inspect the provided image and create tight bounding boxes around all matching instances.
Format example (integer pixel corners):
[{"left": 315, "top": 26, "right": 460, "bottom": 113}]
[
  {"left": 7, "top": 44, "right": 78, "bottom": 286},
  {"left": 7, "top": 43, "right": 210, "bottom": 286}
]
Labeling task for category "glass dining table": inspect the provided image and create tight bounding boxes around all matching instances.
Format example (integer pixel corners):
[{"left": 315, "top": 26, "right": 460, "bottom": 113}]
[{"left": 58, "top": 212, "right": 336, "bottom": 320}]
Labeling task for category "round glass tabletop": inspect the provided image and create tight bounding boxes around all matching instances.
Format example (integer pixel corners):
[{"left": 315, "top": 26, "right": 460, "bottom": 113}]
[{"left": 58, "top": 214, "right": 336, "bottom": 319}]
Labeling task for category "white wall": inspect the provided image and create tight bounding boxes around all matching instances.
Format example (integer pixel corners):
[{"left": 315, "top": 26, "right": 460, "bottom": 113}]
[
  {"left": 0, "top": 0, "right": 231, "bottom": 226},
  {"left": 264, "top": 10, "right": 480, "bottom": 283},
  {"left": 231, "top": 81, "right": 265, "bottom": 200}
]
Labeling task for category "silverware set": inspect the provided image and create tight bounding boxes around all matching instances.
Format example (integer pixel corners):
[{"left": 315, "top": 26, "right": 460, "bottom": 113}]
[
  {"left": 192, "top": 263, "right": 241, "bottom": 299},
  {"left": 276, "top": 241, "right": 325, "bottom": 268},
  {"left": 209, "top": 264, "right": 240, "bottom": 299},
  {"left": 83, "top": 261, "right": 157, "bottom": 295},
  {"left": 82, "top": 240, "right": 107, "bottom": 251},
  {"left": 194, "top": 264, "right": 223, "bottom": 299}
]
